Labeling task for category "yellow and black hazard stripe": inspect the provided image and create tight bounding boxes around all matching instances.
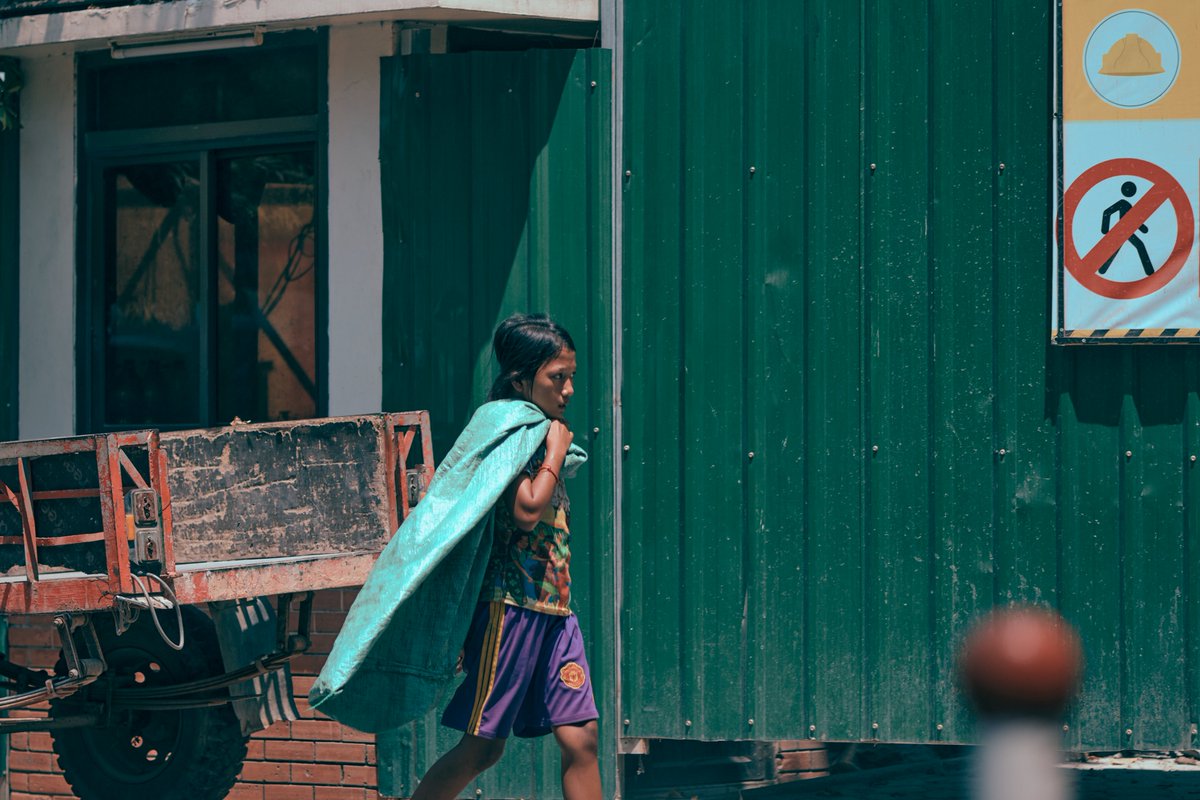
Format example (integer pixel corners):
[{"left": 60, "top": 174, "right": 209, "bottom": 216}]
[
  {"left": 1061, "top": 328, "right": 1200, "bottom": 341},
  {"left": 468, "top": 602, "right": 507, "bottom": 735}
]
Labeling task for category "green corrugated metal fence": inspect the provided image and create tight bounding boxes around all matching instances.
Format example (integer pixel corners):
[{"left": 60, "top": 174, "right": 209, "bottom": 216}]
[
  {"left": 376, "top": 48, "right": 614, "bottom": 798},
  {"left": 372, "top": 3, "right": 1200, "bottom": 793},
  {"left": 622, "top": 0, "right": 1196, "bottom": 752}
]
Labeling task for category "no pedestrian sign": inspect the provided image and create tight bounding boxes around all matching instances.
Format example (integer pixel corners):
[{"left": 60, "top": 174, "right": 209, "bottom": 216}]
[{"left": 1056, "top": 1, "right": 1200, "bottom": 342}]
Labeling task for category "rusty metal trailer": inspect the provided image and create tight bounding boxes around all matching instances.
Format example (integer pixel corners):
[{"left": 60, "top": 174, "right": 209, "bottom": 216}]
[{"left": 0, "top": 412, "right": 432, "bottom": 800}]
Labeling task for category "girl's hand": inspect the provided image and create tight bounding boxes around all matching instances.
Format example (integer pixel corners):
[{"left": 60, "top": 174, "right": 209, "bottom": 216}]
[
  {"left": 511, "top": 420, "right": 572, "bottom": 532},
  {"left": 546, "top": 419, "right": 573, "bottom": 458}
]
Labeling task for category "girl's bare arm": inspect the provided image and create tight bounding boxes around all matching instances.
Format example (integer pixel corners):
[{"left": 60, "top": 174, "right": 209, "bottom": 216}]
[{"left": 510, "top": 420, "right": 572, "bottom": 531}]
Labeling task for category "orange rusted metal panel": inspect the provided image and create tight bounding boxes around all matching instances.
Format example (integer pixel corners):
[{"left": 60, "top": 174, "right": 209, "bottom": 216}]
[{"left": 0, "top": 412, "right": 431, "bottom": 614}]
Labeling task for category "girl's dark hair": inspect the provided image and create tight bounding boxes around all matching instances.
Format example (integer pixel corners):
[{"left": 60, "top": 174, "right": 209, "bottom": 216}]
[{"left": 488, "top": 313, "right": 576, "bottom": 401}]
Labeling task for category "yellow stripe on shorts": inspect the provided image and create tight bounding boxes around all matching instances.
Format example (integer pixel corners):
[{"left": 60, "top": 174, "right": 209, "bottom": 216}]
[{"left": 468, "top": 602, "right": 506, "bottom": 735}]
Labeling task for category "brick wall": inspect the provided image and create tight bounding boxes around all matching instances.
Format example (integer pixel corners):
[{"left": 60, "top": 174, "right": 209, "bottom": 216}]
[
  {"left": 5, "top": 587, "right": 387, "bottom": 800},
  {"left": 774, "top": 741, "right": 829, "bottom": 782}
]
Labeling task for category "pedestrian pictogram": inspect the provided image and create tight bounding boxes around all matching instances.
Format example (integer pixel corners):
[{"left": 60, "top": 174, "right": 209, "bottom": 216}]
[
  {"left": 1099, "top": 182, "right": 1153, "bottom": 276},
  {"left": 1062, "top": 157, "right": 1194, "bottom": 300}
]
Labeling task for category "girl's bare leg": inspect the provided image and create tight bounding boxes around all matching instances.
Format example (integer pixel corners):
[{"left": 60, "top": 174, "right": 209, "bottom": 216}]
[
  {"left": 411, "top": 734, "right": 506, "bottom": 800},
  {"left": 554, "top": 721, "right": 601, "bottom": 800}
]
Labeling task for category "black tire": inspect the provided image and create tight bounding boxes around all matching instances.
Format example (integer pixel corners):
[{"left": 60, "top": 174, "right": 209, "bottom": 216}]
[{"left": 50, "top": 605, "right": 249, "bottom": 800}]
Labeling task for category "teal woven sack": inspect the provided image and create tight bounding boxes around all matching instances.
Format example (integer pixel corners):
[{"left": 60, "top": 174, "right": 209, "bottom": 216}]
[{"left": 309, "top": 400, "right": 587, "bottom": 733}]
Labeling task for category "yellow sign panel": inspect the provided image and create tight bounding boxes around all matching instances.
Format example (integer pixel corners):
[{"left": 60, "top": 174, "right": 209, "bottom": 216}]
[{"left": 1064, "top": 0, "right": 1200, "bottom": 120}]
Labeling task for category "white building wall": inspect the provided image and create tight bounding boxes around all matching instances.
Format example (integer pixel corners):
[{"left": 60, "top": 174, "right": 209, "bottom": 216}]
[
  {"left": 16, "top": 25, "right": 394, "bottom": 434},
  {"left": 326, "top": 22, "right": 393, "bottom": 416},
  {"left": 18, "top": 48, "right": 75, "bottom": 439}
]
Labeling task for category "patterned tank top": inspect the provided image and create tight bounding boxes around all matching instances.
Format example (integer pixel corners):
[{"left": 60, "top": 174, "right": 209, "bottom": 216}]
[{"left": 480, "top": 448, "right": 572, "bottom": 616}]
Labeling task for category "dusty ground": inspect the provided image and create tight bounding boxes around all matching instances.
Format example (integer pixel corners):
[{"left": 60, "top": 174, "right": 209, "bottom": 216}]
[{"left": 752, "top": 753, "right": 1200, "bottom": 799}]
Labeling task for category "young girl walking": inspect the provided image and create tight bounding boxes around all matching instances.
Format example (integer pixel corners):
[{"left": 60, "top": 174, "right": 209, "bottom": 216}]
[
  {"left": 412, "top": 313, "right": 601, "bottom": 800},
  {"left": 311, "top": 313, "right": 599, "bottom": 798}
]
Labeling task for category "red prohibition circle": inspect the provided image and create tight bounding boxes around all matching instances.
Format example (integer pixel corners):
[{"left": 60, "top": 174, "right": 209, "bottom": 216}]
[{"left": 1062, "top": 157, "right": 1194, "bottom": 300}]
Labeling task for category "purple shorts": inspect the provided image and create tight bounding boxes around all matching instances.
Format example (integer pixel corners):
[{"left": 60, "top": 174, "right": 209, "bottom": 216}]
[{"left": 442, "top": 601, "right": 598, "bottom": 739}]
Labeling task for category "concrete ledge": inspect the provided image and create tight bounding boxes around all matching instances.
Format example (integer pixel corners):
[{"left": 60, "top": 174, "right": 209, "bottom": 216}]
[{"left": 0, "top": 0, "right": 597, "bottom": 51}]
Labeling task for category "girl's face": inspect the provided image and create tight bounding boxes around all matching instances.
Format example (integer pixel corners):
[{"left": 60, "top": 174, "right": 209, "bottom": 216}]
[{"left": 515, "top": 349, "right": 576, "bottom": 419}]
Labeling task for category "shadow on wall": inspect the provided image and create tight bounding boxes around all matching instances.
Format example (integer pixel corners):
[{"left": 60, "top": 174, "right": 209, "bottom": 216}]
[
  {"left": 379, "top": 49, "right": 583, "bottom": 460},
  {"left": 1050, "top": 345, "right": 1194, "bottom": 428}
]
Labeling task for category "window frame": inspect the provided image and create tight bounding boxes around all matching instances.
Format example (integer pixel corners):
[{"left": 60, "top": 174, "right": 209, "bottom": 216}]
[{"left": 74, "top": 32, "right": 329, "bottom": 434}]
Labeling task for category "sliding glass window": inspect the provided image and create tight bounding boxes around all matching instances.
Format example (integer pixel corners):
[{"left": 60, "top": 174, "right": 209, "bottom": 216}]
[{"left": 77, "top": 33, "right": 326, "bottom": 432}]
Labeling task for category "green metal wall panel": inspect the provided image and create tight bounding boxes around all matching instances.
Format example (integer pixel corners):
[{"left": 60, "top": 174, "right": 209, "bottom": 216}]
[
  {"left": 622, "top": 0, "right": 1196, "bottom": 751},
  {"left": 376, "top": 48, "right": 614, "bottom": 799},
  {"left": 0, "top": 88, "right": 16, "bottom": 442}
]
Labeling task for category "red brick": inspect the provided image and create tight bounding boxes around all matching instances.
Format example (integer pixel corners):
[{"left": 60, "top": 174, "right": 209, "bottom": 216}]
[
  {"left": 8, "top": 732, "right": 28, "bottom": 749},
  {"left": 228, "top": 786, "right": 267, "bottom": 800},
  {"left": 9, "top": 750, "right": 54, "bottom": 771},
  {"left": 292, "top": 675, "right": 318, "bottom": 694},
  {"left": 8, "top": 708, "right": 43, "bottom": 720},
  {"left": 365, "top": 744, "right": 376, "bottom": 766},
  {"left": 259, "top": 718, "right": 294, "bottom": 738},
  {"left": 28, "top": 732, "right": 54, "bottom": 752},
  {"left": 315, "top": 788, "right": 368, "bottom": 800},
  {"left": 8, "top": 626, "right": 62, "bottom": 647},
  {"left": 292, "top": 763, "right": 344, "bottom": 784},
  {"left": 264, "top": 739, "right": 316, "bottom": 761},
  {"left": 263, "top": 786, "right": 315, "bottom": 800},
  {"left": 292, "top": 654, "right": 332, "bottom": 675},
  {"left": 340, "top": 727, "right": 374, "bottom": 743},
  {"left": 246, "top": 738, "right": 267, "bottom": 759},
  {"left": 290, "top": 720, "right": 343, "bottom": 741},
  {"left": 19, "top": 647, "right": 61, "bottom": 667},
  {"left": 313, "top": 591, "right": 344, "bottom": 612},
  {"left": 315, "top": 742, "right": 367, "bottom": 764},
  {"left": 240, "top": 760, "right": 291, "bottom": 782},
  {"left": 308, "top": 633, "right": 338, "bottom": 653},
  {"left": 777, "top": 750, "right": 828, "bottom": 772},
  {"left": 28, "top": 772, "right": 71, "bottom": 794},
  {"left": 342, "top": 765, "right": 377, "bottom": 787},
  {"left": 258, "top": 721, "right": 297, "bottom": 740},
  {"left": 311, "top": 613, "right": 347, "bottom": 635},
  {"left": 9, "top": 772, "right": 28, "bottom": 792}
]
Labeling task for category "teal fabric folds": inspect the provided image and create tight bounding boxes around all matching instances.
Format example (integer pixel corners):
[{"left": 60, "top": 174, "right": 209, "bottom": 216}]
[{"left": 308, "top": 400, "right": 587, "bottom": 733}]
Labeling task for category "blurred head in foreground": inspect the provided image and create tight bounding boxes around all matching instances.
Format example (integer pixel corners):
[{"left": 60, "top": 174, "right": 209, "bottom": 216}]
[{"left": 958, "top": 606, "right": 1083, "bottom": 719}]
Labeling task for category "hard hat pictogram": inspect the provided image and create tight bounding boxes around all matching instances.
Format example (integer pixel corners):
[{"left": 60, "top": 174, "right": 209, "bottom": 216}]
[
  {"left": 1085, "top": 10, "right": 1180, "bottom": 108},
  {"left": 1099, "top": 33, "right": 1164, "bottom": 76}
]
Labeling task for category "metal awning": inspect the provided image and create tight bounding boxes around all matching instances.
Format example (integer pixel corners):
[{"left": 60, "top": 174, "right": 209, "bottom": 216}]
[{"left": 0, "top": 0, "right": 597, "bottom": 51}]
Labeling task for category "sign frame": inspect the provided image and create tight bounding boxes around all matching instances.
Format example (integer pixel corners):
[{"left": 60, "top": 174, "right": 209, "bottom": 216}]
[{"left": 1054, "top": 0, "right": 1200, "bottom": 344}]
